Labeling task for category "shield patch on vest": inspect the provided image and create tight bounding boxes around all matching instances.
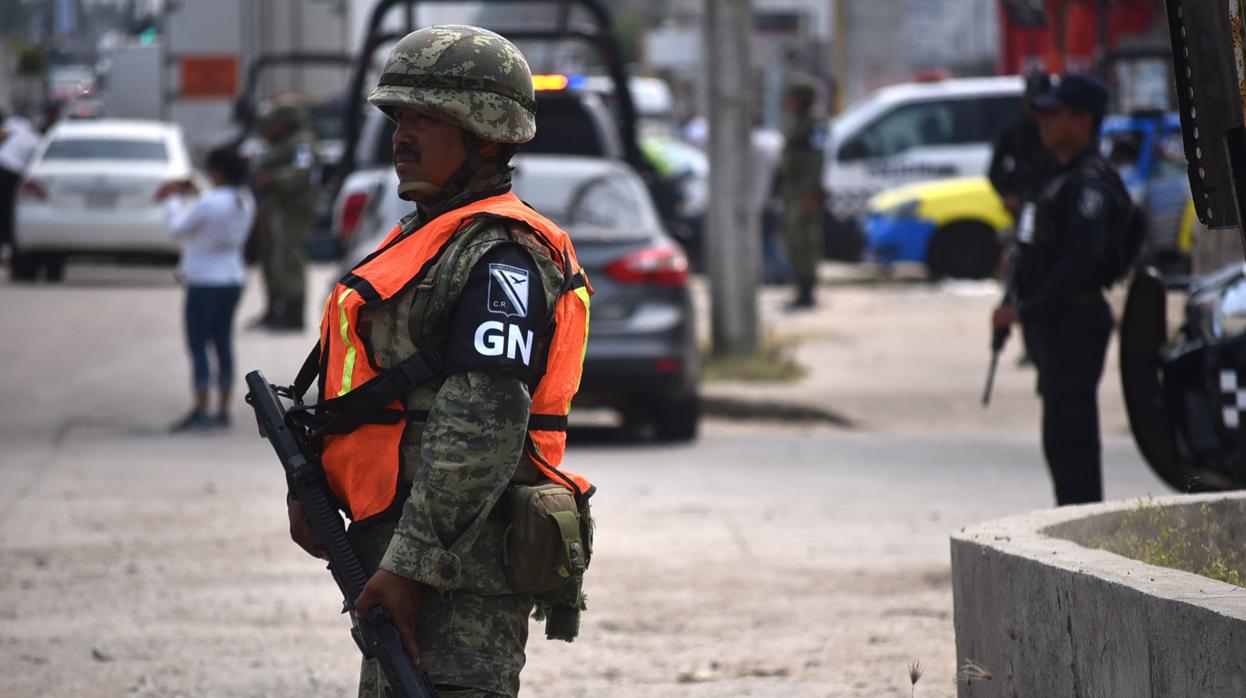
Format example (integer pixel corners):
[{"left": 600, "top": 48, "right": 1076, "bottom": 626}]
[
  {"left": 1078, "top": 188, "right": 1104, "bottom": 219},
  {"left": 488, "top": 263, "right": 530, "bottom": 318}
]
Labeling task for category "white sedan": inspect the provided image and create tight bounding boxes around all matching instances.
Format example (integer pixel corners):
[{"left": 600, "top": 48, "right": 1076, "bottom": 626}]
[{"left": 12, "top": 119, "right": 200, "bottom": 281}]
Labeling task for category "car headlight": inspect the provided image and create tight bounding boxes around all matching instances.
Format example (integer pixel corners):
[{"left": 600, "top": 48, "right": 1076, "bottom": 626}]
[
  {"left": 880, "top": 198, "right": 921, "bottom": 219},
  {"left": 1214, "top": 283, "right": 1246, "bottom": 337}
]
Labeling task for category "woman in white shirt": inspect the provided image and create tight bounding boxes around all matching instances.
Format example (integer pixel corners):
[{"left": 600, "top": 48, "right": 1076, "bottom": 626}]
[
  {"left": 163, "top": 146, "right": 256, "bottom": 431},
  {"left": 0, "top": 111, "right": 40, "bottom": 254}
]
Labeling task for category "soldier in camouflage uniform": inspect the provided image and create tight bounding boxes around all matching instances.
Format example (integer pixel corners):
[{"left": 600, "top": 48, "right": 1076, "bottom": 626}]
[
  {"left": 286, "top": 26, "right": 587, "bottom": 697},
  {"left": 253, "top": 102, "right": 317, "bottom": 329},
  {"left": 775, "top": 76, "right": 827, "bottom": 309}
]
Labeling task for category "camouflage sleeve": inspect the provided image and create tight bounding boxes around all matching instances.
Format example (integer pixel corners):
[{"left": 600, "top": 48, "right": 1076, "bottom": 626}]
[
  {"left": 779, "top": 118, "right": 826, "bottom": 196},
  {"left": 787, "top": 148, "right": 824, "bottom": 196},
  {"left": 260, "top": 138, "right": 316, "bottom": 196},
  {"left": 379, "top": 370, "right": 530, "bottom": 590}
]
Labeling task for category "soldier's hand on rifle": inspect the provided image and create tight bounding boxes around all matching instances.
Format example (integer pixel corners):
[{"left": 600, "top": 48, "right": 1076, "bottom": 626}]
[
  {"left": 287, "top": 496, "right": 329, "bottom": 560},
  {"left": 992, "top": 303, "right": 1019, "bottom": 331},
  {"left": 356, "top": 569, "right": 426, "bottom": 665}
]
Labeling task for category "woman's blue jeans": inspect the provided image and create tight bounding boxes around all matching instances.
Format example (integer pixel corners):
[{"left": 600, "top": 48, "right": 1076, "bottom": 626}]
[{"left": 184, "top": 285, "right": 243, "bottom": 393}]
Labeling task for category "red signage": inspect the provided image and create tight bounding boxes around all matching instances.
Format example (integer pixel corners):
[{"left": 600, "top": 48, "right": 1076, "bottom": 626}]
[{"left": 180, "top": 55, "right": 238, "bottom": 99}]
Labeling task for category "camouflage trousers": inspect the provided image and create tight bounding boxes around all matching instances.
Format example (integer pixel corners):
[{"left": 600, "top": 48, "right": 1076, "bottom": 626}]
[
  {"left": 350, "top": 519, "right": 533, "bottom": 698},
  {"left": 781, "top": 203, "right": 824, "bottom": 291},
  {"left": 256, "top": 206, "right": 310, "bottom": 313}
]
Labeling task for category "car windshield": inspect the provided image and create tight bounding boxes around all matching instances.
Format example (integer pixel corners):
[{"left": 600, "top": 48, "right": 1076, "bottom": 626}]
[
  {"left": 516, "top": 165, "right": 659, "bottom": 239},
  {"left": 43, "top": 138, "right": 169, "bottom": 161}
]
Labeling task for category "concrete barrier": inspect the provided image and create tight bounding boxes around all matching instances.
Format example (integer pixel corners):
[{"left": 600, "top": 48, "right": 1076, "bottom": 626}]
[{"left": 951, "top": 492, "right": 1246, "bottom": 697}]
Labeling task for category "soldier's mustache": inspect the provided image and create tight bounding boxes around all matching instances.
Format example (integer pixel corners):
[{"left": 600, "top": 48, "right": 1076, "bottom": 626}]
[{"left": 394, "top": 146, "right": 422, "bottom": 163}]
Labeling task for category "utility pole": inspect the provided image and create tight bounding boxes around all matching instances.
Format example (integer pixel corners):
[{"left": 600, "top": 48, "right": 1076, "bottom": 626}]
[
  {"left": 702, "top": 0, "right": 759, "bottom": 356},
  {"left": 832, "top": 0, "right": 847, "bottom": 114}
]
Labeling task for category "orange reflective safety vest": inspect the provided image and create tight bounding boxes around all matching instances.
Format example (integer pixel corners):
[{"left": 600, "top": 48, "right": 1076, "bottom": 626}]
[{"left": 314, "top": 191, "right": 593, "bottom": 522}]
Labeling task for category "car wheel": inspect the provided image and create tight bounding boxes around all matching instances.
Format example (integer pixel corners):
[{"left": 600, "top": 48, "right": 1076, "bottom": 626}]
[
  {"left": 925, "top": 221, "right": 1000, "bottom": 280},
  {"left": 10, "top": 250, "right": 39, "bottom": 282},
  {"left": 43, "top": 255, "right": 66, "bottom": 282},
  {"left": 653, "top": 393, "right": 700, "bottom": 442}
]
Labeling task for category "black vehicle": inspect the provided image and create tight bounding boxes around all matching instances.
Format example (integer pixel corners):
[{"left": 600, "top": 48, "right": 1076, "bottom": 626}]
[
  {"left": 342, "top": 156, "right": 701, "bottom": 441},
  {"left": 1121, "top": 266, "right": 1246, "bottom": 491},
  {"left": 1120, "top": 1, "right": 1246, "bottom": 491}
]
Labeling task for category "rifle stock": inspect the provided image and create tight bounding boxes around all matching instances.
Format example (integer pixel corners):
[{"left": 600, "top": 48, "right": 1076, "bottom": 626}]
[{"left": 244, "top": 371, "right": 438, "bottom": 698}]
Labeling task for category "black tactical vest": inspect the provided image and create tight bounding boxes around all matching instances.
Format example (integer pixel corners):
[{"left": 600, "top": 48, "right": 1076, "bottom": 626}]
[{"left": 1018, "top": 150, "right": 1130, "bottom": 299}]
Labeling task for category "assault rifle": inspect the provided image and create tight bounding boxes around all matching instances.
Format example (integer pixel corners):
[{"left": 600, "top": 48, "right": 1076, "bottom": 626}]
[
  {"left": 244, "top": 371, "right": 438, "bottom": 698},
  {"left": 982, "top": 209, "right": 1029, "bottom": 408}
]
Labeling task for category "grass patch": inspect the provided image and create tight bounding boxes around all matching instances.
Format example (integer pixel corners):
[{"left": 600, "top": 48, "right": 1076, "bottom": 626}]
[
  {"left": 1092, "top": 500, "right": 1246, "bottom": 587},
  {"left": 701, "top": 335, "right": 806, "bottom": 383}
]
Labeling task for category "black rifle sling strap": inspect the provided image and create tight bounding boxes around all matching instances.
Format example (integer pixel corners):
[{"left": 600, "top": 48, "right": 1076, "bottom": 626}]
[
  {"left": 287, "top": 340, "right": 444, "bottom": 438},
  {"left": 291, "top": 342, "right": 322, "bottom": 402},
  {"left": 287, "top": 264, "right": 576, "bottom": 438},
  {"left": 314, "top": 348, "right": 443, "bottom": 438}
]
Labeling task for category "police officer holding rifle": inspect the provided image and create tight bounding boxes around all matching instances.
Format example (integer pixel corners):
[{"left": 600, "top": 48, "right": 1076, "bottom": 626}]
[{"left": 990, "top": 73, "right": 1131, "bottom": 506}]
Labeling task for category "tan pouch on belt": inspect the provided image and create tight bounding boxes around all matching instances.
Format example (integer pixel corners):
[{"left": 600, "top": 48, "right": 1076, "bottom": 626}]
[{"left": 504, "top": 481, "right": 587, "bottom": 594}]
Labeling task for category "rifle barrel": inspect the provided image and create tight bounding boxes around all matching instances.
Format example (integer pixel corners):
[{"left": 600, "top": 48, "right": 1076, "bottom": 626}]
[{"left": 982, "top": 351, "right": 1000, "bottom": 408}]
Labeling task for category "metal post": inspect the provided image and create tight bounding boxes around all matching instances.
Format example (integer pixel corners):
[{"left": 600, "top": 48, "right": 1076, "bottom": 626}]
[
  {"left": 832, "top": 0, "right": 846, "bottom": 114},
  {"left": 702, "top": 0, "right": 759, "bottom": 356},
  {"left": 1096, "top": 0, "right": 1110, "bottom": 79}
]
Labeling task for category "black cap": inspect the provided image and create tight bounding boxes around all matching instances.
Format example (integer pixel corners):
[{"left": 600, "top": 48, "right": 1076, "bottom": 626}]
[
  {"left": 1032, "top": 73, "right": 1109, "bottom": 117},
  {"left": 1023, "top": 70, "right": 1052, "bottom": 99}
]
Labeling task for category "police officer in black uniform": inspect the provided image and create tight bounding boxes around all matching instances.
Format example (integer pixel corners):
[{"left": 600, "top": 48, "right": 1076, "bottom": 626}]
[
  {"left": 989, "top": 71, "right": 1062, "bottom": 366},
  {"left": 988, "top": 71, "right": 1060, "bottom": 218},
  {"left": 992, "top": 73, "right": 1129, "bottom": 505}
]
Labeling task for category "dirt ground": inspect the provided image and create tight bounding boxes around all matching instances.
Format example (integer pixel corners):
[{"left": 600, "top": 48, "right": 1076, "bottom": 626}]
[{"left": 0, "top": 265, "right": 1169, "bottom": 697}]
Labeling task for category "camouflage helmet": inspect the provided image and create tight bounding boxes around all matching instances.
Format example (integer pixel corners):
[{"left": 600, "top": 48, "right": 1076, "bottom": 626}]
[
  {"left": 368, "top": 25, "right": 536, "bottom": 144},
  {"left": 258, "top": 100, "right": 304, "bottom": 131},
  {"left": 784, "top": 74, "right": 819, "bottom": 104}
]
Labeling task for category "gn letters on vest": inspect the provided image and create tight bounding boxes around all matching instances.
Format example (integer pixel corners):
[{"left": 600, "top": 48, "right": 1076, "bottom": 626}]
[{"left": 317, "top": 191, "right": 592, "bottom": 522}]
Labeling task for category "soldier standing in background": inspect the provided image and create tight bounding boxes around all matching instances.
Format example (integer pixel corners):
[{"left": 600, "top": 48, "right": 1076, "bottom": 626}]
[
  {"left": 991, "top": 74, "right": 1129, "bottom": 505},
  {"left": 988, "top": 71, "right": 1060, "bottom": 365},
  {"left": 252, "top": 102, "right": 317, "bottom": 330},
  {"left": 988, "top": 71, "right": 1060, "bottom": 219},
  {"left": 776, "top": 76, "right": 827, "bottom": 310}
]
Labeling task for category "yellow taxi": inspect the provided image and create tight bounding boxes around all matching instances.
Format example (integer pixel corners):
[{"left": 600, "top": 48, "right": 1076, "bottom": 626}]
[{"left": 864, "top": 176, "right": 1011, "bottom": 279}]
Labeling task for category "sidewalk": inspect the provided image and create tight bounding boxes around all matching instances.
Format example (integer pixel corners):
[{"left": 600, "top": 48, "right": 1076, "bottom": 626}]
[{"left": 697, "top": 263, "right": 1134, "bottom": 441}]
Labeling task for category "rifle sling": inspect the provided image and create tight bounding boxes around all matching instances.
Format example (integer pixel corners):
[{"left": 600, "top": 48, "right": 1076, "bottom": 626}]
[
  {"left": 289, "top": 342, "right": 569, "bottom": 436},
  {"left": 304, "top": 347, "right": 443, "bottom": 439}
]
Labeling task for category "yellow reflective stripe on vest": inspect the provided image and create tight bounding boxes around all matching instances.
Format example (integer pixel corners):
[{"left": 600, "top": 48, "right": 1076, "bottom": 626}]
[
  {"left": 571, "top": 285, "right": 592, "bottom": 407},
  {"left": 337, "top": 288, "right": 357, "bottom": 396}
]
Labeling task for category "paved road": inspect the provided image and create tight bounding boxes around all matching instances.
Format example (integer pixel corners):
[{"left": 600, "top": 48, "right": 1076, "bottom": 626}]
[{"left": 0, "top": 264, "right": 1170, "bottom": 697}]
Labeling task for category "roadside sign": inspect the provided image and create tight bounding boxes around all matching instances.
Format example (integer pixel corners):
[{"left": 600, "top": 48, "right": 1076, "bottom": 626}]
[{"left": 180, "top": 55, "right": 238, "bottom": 99}]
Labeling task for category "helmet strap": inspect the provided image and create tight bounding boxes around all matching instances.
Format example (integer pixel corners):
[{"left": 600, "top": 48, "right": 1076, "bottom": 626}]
[
  {"left": 443, "top": 149, "right": 486, "bottom": 195},
  {"left": 399, "top": 138, "right": 510, "bottom": 205}
]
